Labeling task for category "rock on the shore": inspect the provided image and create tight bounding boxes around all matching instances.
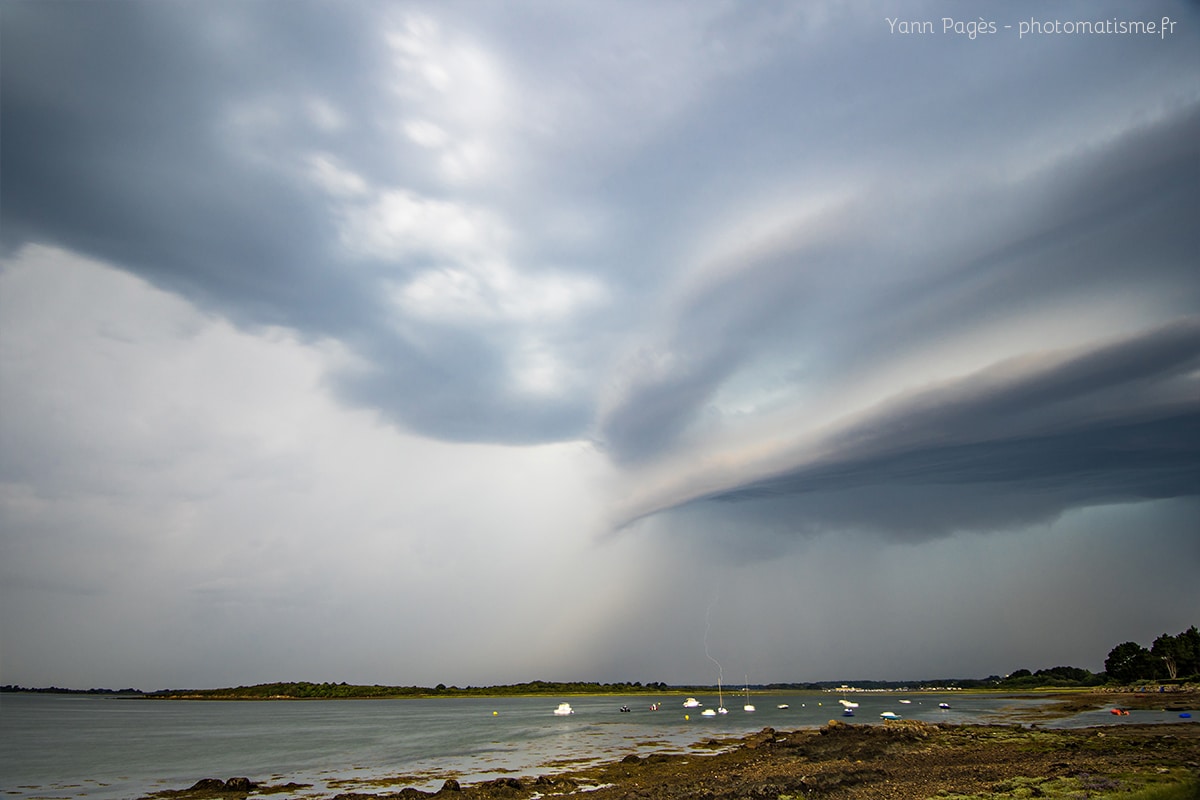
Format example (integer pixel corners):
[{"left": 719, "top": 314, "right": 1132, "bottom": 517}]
[
  {"left": 743, "top": 727, "right": 777, "bottom": 749},
  {"left": 187, "top": 780, "right": 226, "bottom": 792},
  {"left": 471, "top": 777, "right": 523, "bottom": 798},
  {"left": 185, "top": 778, "right": 254, "bottom": 793}
]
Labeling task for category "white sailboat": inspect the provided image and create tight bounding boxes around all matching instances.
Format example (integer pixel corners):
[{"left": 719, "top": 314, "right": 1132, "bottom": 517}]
[
  {"left": 717, "top": 676, "right": 728, "bottom": 714},
  {"left": 742, "top": 678, "right": 755, "bottom": 712}
]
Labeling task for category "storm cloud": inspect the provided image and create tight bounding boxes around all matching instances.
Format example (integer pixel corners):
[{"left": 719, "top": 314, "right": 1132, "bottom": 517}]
[
  {"left": 662, "top": 320, "right": 1200, "bottom": 539},
  {"left": 2, "top": 0, "right": 1198, "bottom": 688}
]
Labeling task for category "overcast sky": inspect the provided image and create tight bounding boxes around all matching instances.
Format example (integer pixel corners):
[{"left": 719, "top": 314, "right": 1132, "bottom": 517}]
[{"left": 2, "top": 0, "right": 1198, "bottom": 691}]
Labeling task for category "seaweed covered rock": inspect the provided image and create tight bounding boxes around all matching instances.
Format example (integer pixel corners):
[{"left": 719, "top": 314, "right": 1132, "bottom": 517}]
[
  {"left": 533, "top": 775, "right": 577, "bottom": 791},
  {"left": 184, "top": 778, "right": 254, "bottom": 794},
  {"left": 743, "top": 727, "right": 778, "bottom": 749},
  {"left": 473, "top": 777, "right": 523, "bottom": 798},
  {"left": 187, "top": 780, "right": 226, "bottom": 792}
]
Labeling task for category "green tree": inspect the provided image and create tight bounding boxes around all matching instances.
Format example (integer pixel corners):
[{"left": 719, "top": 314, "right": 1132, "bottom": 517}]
[
  {"left": 1105, "top": 641, "right": 1155, "bottom": 683},
  {"left": 1145, "top": 627, "right": 1200, "bottom": 681},
  {"left": 1176, "top": 626, "right": 1200, "bottom": 678},
  {"left": 1152, "top": 633, "right": 1181, "bottom": 679}
]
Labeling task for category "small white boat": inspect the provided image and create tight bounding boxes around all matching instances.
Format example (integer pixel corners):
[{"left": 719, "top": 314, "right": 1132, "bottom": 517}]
[
  {"left": 553, "top": 702, "right": 574, "bottom": 716},
  {"left": 842, "top": 708, "right": 854, "bottom": 717},
  {"left": 777, "top": 704, "right": 789, "bottom": 709},
  {"left": 838, "top": 699, "right": 859, "bottom": 708},
  {"left": 899, "top": 699, "right": 912, "bottom": 704},
  {"left": 938, "top": 703, "right": 951, "bottom": 709},
  {"left": 880, "top": 711, "right": 901, "bottom": 720},
  {"left": 683, "top": 697, "right": 701, "bottom": 708},
  {"left": 701, "top": 708, "right": 717, "bottom": 716}
]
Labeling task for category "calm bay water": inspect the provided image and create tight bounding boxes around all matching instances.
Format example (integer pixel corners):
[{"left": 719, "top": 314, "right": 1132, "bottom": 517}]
[{"left": 1, "top": 692, "right": 1191, "bottom": 799}]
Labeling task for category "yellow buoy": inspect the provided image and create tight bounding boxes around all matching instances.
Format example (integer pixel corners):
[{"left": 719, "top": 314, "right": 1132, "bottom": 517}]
[
  {"left": 685, "top": 714, "right": 689, "bottom": 720},
  {"left": 492, "top": 711, "right": 498, "bottom": 716}
]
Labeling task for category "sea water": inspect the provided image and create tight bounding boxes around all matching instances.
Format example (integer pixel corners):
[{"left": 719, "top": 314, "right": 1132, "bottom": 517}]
[{"left": 0, "top": 692, "right": 1191, "bottom": 799}]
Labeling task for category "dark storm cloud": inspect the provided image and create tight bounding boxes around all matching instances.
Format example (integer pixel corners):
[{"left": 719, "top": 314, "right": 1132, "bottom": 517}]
[
  {"left": 1, "top": 1, "right": 382, "bottom": 332},
  {"left": 6, "top": 0, "right": 1199, "bottom": 456},
  {"left": 599, "top": 98, "right": 1200, "bottom": 466},
  {"left": 663, "top": 320, "right": 1200, "bottom": 540},
  {"left": 1, "top": 0, "right": 598, "bottom": 443}
]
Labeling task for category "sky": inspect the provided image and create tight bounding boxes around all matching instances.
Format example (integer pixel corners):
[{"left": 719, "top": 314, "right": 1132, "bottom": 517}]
[{"left": 1, "top": 0, "right": 1198, "bottom": 692}]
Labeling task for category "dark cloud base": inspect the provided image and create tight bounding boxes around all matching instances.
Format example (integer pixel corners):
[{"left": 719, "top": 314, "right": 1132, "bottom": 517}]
[
  {"left": 699, "top": 410, "right": 1198, "bottom": 536},
  {"left": 627, "top": 318, "right": 1200, "bottom": 541}
]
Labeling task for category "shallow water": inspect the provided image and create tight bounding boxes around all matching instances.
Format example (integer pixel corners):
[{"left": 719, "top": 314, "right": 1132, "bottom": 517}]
[{"left": 1, "top": 692, "right": 1193, "bottom": 799}]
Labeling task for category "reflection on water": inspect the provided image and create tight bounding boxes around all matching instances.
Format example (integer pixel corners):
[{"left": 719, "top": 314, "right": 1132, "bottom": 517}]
[{"left": 1, "top": 692, "right": 1193, "bottom": 799}]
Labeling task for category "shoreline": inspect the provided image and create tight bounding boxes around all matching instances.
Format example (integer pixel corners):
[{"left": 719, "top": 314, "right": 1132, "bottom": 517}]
[
  {"left": 143, "top": 690, "right": 1200, "bottom": 800},
  {"left": 147, "top": 720, "right": 1200, "bottom": 800}
]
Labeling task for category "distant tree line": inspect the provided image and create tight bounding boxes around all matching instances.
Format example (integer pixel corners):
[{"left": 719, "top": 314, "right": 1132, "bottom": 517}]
[
  {"left": 6, "top": 626, "right": 1194, "bottom": 697},
  {"left": 993, "top": 625, "right": 1200, "bottom": 689},
  {"left": 0, "top": 685, "right": 144, "bottom": 695},
  {"left": 994, "top": 666, "right": 1104, "bottom": 689},
  {"left": 141, "top": 680, "right": 677, "bottom": 700}
]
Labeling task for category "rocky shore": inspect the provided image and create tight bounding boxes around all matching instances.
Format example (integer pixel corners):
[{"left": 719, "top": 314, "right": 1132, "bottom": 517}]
[{"left": 149, "top": 692, "right": 1200, "bottom": 800}]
